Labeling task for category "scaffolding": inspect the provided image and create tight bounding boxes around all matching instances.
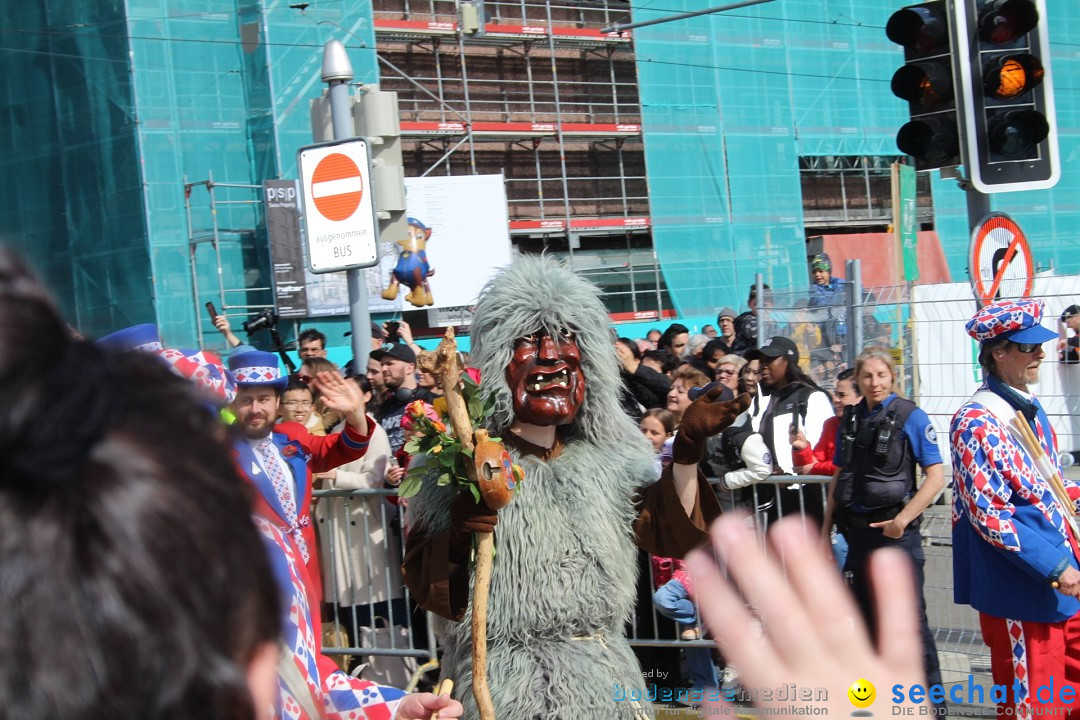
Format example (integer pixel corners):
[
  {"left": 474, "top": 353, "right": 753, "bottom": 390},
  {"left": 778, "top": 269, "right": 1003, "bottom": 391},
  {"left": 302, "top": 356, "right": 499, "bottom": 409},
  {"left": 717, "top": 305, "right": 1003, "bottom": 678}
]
[
  {"left": 373, "top": 0, "right": 669, "bottom": 314},
  {"left": 184, "top": 172, "right": 275, "bottom": 351}
]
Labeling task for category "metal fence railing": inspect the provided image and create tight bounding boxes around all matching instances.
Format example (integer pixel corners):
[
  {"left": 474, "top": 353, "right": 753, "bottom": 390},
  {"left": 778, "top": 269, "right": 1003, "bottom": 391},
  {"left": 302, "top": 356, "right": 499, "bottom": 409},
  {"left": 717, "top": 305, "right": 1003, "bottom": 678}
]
[{"left": 312, "top": 478, "right": 996, "bottom": 712}]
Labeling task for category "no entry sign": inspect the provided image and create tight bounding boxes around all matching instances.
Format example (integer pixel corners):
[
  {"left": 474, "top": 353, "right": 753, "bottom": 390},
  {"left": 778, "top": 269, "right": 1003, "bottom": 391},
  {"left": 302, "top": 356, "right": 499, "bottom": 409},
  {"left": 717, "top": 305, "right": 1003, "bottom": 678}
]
[
  {"left": 298, "top": 139, "right": 379, "bottom": 273},
  {"left": 968, "top": 212, "right": 1034, "bottom": 305}
]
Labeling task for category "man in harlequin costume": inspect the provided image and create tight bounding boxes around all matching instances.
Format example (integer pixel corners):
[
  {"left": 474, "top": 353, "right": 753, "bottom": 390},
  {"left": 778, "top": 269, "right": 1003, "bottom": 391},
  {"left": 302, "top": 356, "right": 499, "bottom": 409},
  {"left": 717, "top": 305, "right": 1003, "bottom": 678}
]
[
  {"left": 228, "top": 349, "right": 375, "bottom": 607},
  {"left": 951, "top": 298, "right": 1080, "bottom": 719},
  {"left": 227, "top": 350, "right": 465, "bottom": 720},
  {"left": 403, "top": 256, "right": 749, "bottom": 719}
]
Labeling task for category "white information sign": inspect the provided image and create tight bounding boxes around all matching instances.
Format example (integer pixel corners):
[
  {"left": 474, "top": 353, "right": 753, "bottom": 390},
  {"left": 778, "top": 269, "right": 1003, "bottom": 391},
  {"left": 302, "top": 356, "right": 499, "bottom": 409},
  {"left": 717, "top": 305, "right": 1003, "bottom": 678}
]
[{"left": 298, "top": 140, "right": 379, "bottom": 273}]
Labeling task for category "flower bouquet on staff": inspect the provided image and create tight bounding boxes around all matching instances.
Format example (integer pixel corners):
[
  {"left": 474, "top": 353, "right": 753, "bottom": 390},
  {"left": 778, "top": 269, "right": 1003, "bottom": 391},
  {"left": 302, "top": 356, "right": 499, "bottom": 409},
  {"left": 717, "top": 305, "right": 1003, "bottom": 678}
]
[{"left": 396, "top": 328, "right": 523, "bottom": 720}]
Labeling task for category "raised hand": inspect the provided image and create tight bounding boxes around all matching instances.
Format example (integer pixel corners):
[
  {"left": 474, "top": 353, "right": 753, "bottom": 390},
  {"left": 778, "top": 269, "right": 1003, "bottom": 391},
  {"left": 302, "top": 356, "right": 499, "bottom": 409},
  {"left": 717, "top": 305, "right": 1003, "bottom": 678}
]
[
  {"left": 308, "top": 370, "right": 366, "bottom": 430},
  {"left": 672, "top": 389, "right": 751, "bottom": 465},
  {"left": 687, "top": 514, "right": 926, "bottom": 717}
]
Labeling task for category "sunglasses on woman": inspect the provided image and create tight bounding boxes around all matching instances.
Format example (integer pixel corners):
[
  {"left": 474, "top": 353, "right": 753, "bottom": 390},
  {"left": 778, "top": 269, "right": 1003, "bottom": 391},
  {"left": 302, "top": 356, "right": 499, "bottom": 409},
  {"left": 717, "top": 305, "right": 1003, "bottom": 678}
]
[{"left": 1010, "top": 341, "right": 1042, "bottom": 354}]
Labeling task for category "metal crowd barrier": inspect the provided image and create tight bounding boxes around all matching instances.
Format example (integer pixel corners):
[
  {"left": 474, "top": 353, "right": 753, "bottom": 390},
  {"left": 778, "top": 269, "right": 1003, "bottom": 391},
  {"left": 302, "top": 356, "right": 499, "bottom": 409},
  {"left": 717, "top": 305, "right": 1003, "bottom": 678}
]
[
  {"left": 313, "top": 478, "right": 994, "bottom": 709},
  {"left": 311, "top": 486, "right": 437, "bottom": 689}
]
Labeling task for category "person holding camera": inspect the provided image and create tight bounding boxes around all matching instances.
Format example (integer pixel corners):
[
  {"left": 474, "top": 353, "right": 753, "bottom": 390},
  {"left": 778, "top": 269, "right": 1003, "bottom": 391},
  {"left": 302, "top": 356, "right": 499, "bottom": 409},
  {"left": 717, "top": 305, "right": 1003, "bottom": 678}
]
[
  {"left": 371, "top": 342, "right": 435, "bottom": 455},
  {"left": 823, "top": 346, "right": 944, "bottom": 701}
]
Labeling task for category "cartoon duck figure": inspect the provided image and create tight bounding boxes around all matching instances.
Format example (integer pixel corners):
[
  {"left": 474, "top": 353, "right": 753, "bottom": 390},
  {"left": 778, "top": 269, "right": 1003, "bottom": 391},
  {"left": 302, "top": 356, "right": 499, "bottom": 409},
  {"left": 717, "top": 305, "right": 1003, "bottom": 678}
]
[{"left": 382, "top": 217, "right": 435, "bottom": 307}]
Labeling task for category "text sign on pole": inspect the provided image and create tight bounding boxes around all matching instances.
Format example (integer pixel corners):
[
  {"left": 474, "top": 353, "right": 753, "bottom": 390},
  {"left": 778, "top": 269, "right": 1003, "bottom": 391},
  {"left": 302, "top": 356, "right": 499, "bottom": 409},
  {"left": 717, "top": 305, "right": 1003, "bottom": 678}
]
[
  {"left": 297, "top": 139, "right": 379, "bottom": 273},
  {"left": 968, "top": 212, "right": 1034, "bottom": 305},
  {"left": 263, "top": 180, "right": 309, "bottom": 318}
]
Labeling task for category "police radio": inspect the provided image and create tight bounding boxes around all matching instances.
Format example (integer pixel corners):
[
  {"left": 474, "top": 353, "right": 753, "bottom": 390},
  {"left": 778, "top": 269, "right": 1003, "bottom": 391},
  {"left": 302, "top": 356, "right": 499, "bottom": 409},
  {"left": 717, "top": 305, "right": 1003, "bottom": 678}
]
[
  {"left": 841, "top": 406, "right": 857, "bottom": 466},
  {"left": 874, "top": 409, "right": 899, "bottom": 457}
]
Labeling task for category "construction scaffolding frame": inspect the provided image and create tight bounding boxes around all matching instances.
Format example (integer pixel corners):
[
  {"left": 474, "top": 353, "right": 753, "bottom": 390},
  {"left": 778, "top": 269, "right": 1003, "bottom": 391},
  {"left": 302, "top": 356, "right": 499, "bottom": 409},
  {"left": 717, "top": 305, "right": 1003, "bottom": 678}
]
[
  {"left": 183, "top": 171, "right": 275, "bottom": 351},
  {"left": 373, "top": 0, "right": 668, "bottom": 314}
]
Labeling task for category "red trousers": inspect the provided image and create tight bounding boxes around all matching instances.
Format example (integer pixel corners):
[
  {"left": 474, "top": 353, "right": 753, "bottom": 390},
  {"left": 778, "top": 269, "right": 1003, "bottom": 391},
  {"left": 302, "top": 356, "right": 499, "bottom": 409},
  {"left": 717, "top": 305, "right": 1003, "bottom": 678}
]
[{"left": 981, "top": 612, "right": 1080, "bottom": 718}]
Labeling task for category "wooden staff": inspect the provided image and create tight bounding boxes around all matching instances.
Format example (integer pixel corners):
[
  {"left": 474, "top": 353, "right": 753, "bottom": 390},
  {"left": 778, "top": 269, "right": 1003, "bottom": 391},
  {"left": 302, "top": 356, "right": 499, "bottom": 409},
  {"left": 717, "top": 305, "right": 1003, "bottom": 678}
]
[
  {"left": 1010, "top": 413, "right": 1076, "bottom": 518},
  {"left": 417, "top": 328, "right": 498, "bottom": 720},
  {"left": 429, "top": 679, "right": 455, "bottom": 720}
]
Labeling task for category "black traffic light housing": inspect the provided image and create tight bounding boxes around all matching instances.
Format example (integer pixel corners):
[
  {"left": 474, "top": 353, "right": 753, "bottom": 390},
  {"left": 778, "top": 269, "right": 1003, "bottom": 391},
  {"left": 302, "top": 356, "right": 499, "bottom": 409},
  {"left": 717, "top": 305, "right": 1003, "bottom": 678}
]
[
  {"left": 953, "top": 0, "right": 1059, "bottom": 192},
  {"left": 887, "top": 2, "right": 961, "bottom": 170}
]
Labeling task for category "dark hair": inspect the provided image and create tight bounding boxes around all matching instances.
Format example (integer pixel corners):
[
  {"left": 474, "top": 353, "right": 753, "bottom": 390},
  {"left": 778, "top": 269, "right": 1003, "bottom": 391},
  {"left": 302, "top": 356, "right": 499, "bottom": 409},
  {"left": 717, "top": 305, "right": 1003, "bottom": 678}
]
[
  {"left": 748, "top": 283, "right": 770, "bottom": 302},
  {"left": 978, "top": 337, "right": 1008, "bottom": 374},
  {"left": 657, "top": 323, "right": 689, "bottom": 352},
  {"left": 349, "top": 373, "right": 372, "bottom": 395},
  {"left": 617, "top": 337, "right": 641, "bottom": 360},
  {"left": 298, "top": 327, "right": 327, "bottom": 349},
  {"left": 836, "top": 367, "right": 860, "bottom": 395},
  {"left": 703, "top": 339, "right": 730, "bottom": 360},
  {"left": 285, "top": 377, "right": 313, "bottom": 395},
  {"left": 643, "top": 349, "right": 679, "bottom": 375},
  {"left": 0, "top": 250, "right": 280, "bottom": 720}
]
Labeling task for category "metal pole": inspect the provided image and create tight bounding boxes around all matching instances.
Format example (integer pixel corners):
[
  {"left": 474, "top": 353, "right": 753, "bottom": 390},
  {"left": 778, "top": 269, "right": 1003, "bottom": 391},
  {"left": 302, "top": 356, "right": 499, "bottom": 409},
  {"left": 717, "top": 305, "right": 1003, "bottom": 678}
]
[
  {"left": 600, "top": 0, "right": 774, "bottom": 35},
  {"left": 846, "top": 259, "right": 864, "bottom": 368},
  {"left": 755, "top": 272, "right": 765, "bottom": 348},
  {"left": 323, "top": 40, "right": 372, "bottom": 371}
]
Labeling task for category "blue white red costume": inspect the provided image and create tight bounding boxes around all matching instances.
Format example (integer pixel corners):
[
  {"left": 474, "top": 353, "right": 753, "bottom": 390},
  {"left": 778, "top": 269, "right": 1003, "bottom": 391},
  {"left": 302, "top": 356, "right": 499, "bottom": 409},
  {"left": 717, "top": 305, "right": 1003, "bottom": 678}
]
[
  {"left": 257, "top": 517, "right": 407, "bottom": 720},
  {"left": 950, "top": 299, "right": 1080, "bottom": 719}
]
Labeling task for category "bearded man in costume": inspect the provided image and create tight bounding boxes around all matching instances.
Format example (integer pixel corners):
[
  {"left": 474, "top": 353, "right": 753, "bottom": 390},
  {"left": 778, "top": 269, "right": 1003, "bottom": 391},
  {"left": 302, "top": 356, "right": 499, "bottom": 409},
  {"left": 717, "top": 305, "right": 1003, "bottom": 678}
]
[{"left": 403, "top": 256, "right": 747, "bottom": 719}]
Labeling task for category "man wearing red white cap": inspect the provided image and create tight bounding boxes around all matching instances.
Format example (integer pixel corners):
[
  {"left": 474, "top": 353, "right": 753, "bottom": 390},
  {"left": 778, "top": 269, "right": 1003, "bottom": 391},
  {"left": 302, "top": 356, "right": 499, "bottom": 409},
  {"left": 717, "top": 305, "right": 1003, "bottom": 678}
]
[{"left": 951, "top": 299, "right": 1080, "bottom": 719}]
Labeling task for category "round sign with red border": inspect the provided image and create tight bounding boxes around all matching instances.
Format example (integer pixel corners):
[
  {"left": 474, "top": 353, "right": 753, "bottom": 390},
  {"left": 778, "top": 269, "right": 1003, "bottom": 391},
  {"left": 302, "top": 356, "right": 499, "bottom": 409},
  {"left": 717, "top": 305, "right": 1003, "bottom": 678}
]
[
  {"left": 968, "top": 212, "right": 1034, "bottom": 305},
  {"left": 310, "top": 152, "right": 364, "bottom": 222}
]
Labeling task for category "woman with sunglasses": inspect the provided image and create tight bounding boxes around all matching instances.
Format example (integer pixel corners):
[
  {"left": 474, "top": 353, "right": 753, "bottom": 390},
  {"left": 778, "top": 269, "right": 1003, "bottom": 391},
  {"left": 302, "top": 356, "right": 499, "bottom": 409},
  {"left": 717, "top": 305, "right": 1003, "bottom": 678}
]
[{"left": 823, "top": 346, "right": 945, "bottom": 708}]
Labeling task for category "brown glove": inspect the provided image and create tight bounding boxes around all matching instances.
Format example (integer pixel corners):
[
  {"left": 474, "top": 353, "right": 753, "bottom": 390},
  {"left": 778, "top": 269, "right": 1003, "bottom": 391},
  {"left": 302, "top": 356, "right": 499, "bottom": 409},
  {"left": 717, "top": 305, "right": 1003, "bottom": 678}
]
[
  {"left": 449, "top": 491, "right": 498, "bottom": 548},
  {"left": 672, "top": 388, "right": 752, "bottom": 465}
]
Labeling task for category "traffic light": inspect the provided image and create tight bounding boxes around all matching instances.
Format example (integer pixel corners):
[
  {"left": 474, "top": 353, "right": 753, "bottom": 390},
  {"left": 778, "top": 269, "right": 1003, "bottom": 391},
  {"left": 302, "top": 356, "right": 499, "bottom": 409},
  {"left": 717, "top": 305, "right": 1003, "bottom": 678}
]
[
  {"left": 887, "top": 2, "right": 960, "bottom": 170},
  {"left": 952, "top": 0, "right": 1059, "bottom": 192},
  {"left": 354, "top": 86, "right": 409, "bottom": 244}
]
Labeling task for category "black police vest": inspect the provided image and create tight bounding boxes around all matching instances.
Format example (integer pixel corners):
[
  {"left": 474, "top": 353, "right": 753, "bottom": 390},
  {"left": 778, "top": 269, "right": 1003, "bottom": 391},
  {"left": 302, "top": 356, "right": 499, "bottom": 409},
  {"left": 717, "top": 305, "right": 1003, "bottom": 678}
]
[{"left": 835, "top": 397, "right": 918, "bottom": 512}]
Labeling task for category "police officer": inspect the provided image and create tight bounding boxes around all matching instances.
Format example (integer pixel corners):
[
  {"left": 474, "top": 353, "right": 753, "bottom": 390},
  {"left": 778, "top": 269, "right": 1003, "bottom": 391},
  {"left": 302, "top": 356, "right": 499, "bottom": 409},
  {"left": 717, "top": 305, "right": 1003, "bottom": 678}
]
[{"left": 824, "top": 346, "right": 945, "bottom": 697}]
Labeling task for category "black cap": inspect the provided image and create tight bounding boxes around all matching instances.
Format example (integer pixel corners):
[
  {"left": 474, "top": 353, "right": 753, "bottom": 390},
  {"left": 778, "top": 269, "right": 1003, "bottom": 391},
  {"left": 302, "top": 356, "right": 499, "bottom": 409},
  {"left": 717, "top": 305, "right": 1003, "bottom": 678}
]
[
  {"left": 746, "top": 336, "right": 799, "bottom": 362},
  {"left": 688, "top": 382, "right": 736, "bottom": 402},
  {"left": 370, "top": 342, "right": 416, "bottom": 364},
  {"left": 1062, "top": 305, "right": 1080, "bottom": 323}
]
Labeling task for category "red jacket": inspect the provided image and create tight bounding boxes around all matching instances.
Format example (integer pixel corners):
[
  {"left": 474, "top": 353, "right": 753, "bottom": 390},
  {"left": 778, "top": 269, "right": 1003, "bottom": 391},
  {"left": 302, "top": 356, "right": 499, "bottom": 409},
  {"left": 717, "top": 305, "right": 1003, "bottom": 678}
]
[
  {"left": 236, "top": 417, "right": 374, "bottom": 608},
  {"left": 792, "top": 414, "right": 840, "bottom": 477}
]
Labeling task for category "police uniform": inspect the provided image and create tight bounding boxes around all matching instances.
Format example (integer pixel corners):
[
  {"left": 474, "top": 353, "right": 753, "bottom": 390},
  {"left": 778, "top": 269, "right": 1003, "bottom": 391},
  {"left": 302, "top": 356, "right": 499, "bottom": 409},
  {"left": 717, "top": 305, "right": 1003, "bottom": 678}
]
[
  {"left": 951, "top": 299, "right": 1080, "bottom": 719},
  {"left": 833, "top": 391, "right": 944, "bottom": 694}
]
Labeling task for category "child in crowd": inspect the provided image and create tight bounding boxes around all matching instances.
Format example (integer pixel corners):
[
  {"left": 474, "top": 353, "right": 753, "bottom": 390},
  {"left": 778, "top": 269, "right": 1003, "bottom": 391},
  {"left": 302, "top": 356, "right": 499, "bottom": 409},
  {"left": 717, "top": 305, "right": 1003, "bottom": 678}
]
[{"left": 639, "top": 407, "right": 675, "bottom": 475}]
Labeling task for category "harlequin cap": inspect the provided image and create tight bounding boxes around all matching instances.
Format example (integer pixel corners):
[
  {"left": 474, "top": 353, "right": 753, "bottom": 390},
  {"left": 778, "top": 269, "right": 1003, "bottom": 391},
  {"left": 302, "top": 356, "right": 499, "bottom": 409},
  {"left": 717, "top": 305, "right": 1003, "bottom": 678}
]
[
  {"left": 227, "top": 350, "right": 287, "bottom": 390},
  {"left": 965, "top": 299, "right": 1058, "bottom": 345},
  {"left": 96, "top": 323, "right": 162, "bottom": 353},
  {"left": 159, "top": 348, "right": 237, "bottom": 405}
]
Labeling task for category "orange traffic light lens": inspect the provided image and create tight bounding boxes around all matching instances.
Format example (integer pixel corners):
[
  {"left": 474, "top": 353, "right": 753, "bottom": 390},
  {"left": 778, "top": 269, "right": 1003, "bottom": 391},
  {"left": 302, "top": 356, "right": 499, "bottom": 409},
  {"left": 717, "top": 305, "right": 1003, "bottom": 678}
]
[{"left": 984, "top": 54, "right": 1044, "bottom": 99}]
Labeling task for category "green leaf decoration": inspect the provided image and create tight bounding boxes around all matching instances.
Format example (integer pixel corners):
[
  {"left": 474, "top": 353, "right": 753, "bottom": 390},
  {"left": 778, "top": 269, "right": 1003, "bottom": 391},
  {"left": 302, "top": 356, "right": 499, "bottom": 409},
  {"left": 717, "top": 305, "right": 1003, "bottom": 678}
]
[
  {"left": 398, "top": 473, "right": 424, "bottom": 499},
  {"left": 468, "top": 483, "right": 482, "bottom": 503},
  {"left": 403, "top": 439, "right": 421, "bottom": 454}
]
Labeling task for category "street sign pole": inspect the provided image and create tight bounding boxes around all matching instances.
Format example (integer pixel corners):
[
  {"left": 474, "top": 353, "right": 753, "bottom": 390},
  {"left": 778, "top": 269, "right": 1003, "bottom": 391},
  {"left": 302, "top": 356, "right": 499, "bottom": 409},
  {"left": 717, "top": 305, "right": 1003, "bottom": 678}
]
[{"left": 322, "top": 40, "right": 372, "bottom": 372}]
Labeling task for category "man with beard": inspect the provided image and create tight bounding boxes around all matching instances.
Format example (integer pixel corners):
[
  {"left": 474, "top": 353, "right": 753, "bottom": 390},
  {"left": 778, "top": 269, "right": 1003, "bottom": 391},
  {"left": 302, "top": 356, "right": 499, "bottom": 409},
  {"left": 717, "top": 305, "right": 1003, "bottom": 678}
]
[
  {"left": 403, "top": 256, "right": 748, "bottom": 720},
  {"left": 228, "top": 350, "right": 375, "bottom": 606},
  {"left": 373, "top": 342, "right": 435, "bottom": 455},
  {"left": 951, "top": 299, "right": 1080, "bottom": 718}
]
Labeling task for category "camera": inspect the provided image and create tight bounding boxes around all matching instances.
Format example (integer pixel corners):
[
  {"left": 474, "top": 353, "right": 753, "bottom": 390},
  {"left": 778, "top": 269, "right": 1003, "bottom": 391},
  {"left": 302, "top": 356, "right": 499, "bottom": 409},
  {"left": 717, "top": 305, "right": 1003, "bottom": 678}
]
[
  {"left": 243, "top": 308, "right": 277, "bottom": 334},
  {"left": 384, "top": 320, "right": 401, "bottom": 344}
]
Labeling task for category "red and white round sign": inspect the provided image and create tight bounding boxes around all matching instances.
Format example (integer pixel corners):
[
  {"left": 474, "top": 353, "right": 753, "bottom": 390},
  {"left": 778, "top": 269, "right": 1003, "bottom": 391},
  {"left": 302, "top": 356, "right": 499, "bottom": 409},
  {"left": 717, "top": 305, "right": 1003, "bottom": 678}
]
[
  {"left": 311, "top": 152, "right": 364, "bottom": 222},
  {"left": 969, "top": 212, "right": 1034, "bottom": 305}
]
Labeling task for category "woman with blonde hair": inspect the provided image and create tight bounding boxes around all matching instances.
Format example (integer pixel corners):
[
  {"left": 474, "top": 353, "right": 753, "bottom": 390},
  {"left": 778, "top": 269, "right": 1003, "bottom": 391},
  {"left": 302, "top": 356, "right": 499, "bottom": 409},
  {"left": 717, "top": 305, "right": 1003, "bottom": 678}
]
[{"left": 823, "top": 346, "right": 945, "bottom": 706}]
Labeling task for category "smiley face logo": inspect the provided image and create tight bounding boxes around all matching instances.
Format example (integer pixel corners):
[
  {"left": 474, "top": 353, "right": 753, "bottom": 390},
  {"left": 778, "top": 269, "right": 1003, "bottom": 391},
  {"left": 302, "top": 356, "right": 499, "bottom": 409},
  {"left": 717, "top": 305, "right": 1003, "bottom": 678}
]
[{"left": 848, "top": 678, "right": 876, "bottom": 709}]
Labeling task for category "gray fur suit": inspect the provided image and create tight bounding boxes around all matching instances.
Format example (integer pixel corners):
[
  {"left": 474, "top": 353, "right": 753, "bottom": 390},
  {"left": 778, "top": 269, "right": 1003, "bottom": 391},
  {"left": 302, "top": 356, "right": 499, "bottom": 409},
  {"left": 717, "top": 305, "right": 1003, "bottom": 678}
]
[{"left": 408, "top": 257, "right": 691, "bottom": 720}]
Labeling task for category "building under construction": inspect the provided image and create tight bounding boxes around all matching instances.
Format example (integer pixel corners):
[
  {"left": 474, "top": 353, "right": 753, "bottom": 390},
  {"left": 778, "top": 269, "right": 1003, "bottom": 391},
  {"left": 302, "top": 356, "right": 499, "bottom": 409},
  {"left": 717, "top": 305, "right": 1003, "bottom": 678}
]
[{"left": 2, "top": 0, "right": 1079, "bottom": 348}]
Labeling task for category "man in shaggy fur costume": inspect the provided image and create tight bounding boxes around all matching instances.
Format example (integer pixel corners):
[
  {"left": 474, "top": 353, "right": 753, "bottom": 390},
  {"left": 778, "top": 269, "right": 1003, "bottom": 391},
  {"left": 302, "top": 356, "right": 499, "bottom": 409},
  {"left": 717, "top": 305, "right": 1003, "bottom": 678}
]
[{"left": 403, "top": 256, "right": 747, "bottom": 719}]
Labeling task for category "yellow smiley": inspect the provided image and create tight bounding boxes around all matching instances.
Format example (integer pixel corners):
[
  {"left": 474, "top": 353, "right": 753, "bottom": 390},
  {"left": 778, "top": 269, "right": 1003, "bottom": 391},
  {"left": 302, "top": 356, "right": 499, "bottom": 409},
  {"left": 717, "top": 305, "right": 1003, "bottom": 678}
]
[{"left": 848, "top": 678, "right": 876, "bottom": 708}]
